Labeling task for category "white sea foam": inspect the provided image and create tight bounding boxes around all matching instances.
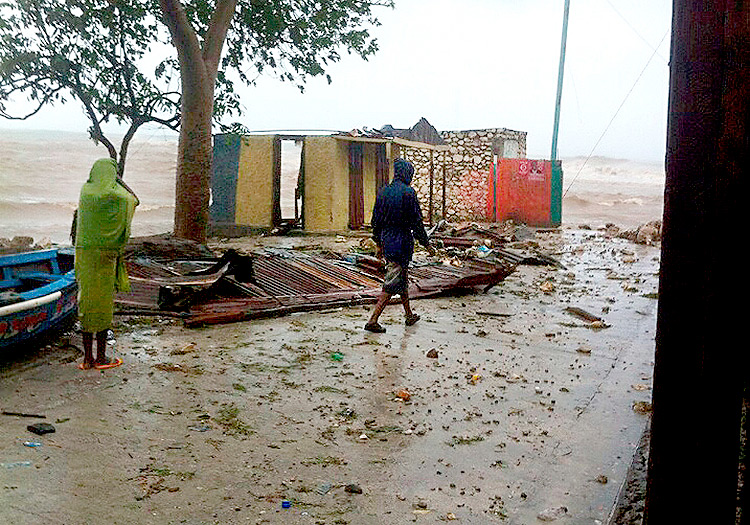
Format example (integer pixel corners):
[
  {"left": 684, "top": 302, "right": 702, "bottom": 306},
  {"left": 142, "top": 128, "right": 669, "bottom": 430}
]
[
  {"left": 560, "top": 156, "right": 664, "bottom": 229},
  {"left": 1, "top": 129, "right": 665, "bottom": 243}
]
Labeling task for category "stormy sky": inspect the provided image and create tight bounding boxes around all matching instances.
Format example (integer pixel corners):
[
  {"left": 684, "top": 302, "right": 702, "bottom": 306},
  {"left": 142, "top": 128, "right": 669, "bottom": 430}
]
[{"left": 2, "top": 0, "right": 672, "bottom": 163}]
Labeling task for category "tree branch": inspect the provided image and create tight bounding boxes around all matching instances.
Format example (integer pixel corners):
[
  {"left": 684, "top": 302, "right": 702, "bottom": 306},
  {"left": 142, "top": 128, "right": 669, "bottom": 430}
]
[
  {"left": 117, "top": 119, "right": 143, "bottom": 180},
  {"left": 0, "top": 87, "right": 64, "bottom": 120},
  {"left": 71, "top": 81, "right": 117, "bottom": 160},
  {"left": 202, "top": 0, "right": 237, "bottom": 82},
  {"left": 159, "top": 0, "right": 206, "bottom": 89}
]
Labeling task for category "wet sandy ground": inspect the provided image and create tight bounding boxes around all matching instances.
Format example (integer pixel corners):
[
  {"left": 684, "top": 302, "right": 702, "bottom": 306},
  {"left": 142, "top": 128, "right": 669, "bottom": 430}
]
[{"left": 0, "top": 228, "right": 659, "bottom": 524}]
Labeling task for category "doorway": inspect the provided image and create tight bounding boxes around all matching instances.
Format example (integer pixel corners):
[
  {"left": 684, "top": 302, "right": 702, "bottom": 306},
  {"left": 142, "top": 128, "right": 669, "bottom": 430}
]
[{"left": 279, "top": 138, "right": 303, "bottom": 226}]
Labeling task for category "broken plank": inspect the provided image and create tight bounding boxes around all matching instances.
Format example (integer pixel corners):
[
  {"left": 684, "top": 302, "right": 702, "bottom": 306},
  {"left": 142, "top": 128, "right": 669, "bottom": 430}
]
[{"left": 564, "top": 306, "right": 604, "bottom": 323}]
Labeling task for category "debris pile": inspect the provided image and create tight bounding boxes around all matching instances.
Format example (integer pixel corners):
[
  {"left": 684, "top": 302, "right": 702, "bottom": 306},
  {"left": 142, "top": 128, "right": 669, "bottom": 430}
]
[
  {"left": 599, "top": 221, "right": 662, "bottom": 246},
  {"left": 114, "top": 223, "right": 570, "bottom": 327},
  {"left": 0, "top": 236, "right": 51, "bottom": 255},
  {"left": 116, "top": 244, "right": 518, "bottom": 327}
]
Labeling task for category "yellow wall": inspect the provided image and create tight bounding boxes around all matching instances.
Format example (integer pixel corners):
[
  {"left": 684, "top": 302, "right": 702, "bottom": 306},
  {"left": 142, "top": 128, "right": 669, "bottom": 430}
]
[
  {"left": 235, "top": 136, "right": 275, "bottom": 227},
  {"left": 303, "top": 136, "right": 350, "bottom": 231},
  {"left": 362, "top": 143, "right": 378, "bottom": 225},
  {"left": 301, "top": 138, "right": 406, "bottom": 231}
]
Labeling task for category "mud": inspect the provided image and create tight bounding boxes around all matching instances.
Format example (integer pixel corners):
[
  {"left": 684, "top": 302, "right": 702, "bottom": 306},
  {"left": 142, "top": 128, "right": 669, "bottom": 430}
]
[{"left": 0, "top": 228, "right": 660, "bottom": 524}]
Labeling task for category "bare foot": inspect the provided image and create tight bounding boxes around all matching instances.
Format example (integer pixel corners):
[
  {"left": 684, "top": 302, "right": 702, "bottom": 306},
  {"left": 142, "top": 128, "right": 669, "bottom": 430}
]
[{"left": 78, "top": 360, "right": 95, "bottom": 370}]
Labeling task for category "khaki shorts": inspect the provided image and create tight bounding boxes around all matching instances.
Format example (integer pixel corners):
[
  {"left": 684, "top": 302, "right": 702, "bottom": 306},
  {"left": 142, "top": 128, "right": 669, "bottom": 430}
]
[{"left": 382, "top": 261, "right": 408, "bottom": 295}]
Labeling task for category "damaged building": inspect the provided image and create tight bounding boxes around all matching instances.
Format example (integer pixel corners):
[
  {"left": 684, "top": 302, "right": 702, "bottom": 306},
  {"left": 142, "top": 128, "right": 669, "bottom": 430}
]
[{"left": 208, "top": 118, "right": 561, "bottom": 236}]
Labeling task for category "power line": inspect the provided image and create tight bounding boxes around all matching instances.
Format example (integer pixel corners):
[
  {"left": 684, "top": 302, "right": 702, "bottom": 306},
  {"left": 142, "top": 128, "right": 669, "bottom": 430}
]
[
  {"left": 562, "top": 29, "right": 669, "bottom": 198},
  {"left": 604, "top": 0, "right": 669, "bottom": 64}
]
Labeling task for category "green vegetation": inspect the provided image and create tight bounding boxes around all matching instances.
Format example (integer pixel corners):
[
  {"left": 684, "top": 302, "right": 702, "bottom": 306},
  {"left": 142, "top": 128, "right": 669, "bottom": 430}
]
[
  {"left": 301, "top": 455, "right": 346, "bottom": 467},
  {"left": 214, "top": 403, "right": 253, "bottom": 436}
]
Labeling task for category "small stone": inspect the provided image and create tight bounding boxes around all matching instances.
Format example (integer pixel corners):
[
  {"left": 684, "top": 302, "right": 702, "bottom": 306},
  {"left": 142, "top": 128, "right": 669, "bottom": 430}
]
[
  {"left": 27, "top": 423, "right": 55, "bottom": 435},
  {"left": 396, "top": 389, "right": 411, "bottom": 402},
  {"left": 537, "top": 506, "right": 568, "bottom": 521},
  {"left": 345, "top": 483, "right": 363, "bottom": 494}
]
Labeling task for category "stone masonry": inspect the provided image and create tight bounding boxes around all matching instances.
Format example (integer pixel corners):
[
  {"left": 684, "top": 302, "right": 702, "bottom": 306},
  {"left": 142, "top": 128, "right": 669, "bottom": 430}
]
[{"left": 403, "top": 128, "right": 527, "bottom": 223}]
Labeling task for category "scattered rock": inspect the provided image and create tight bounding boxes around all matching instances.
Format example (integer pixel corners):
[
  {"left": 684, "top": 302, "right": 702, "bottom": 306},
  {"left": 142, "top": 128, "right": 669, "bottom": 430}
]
[
  {"left": 537, "top": 505, "right": 568, "bottom": 521},
  {"left": 426, "top": 348, "right": 439, "bottom": 359},
  {"left": 315, "top": 482, "right": 332, "bottom": 495},
  {"left": 618, "top": 220, "right": 662, "bottom": 245},
  {"left": 396, "top": 389, "right": 411, "bottom": 402},
  {"left": 344, "top": 483, "right": 363, "bottom": 494},
  {"left": 27, "top": 422, "right": 55, "bottom": 435},
  {"left": 413, "top": 497, "right": 429, "bottom": 510},
  {"left": 540, "top": 281, "right": 555, "bottom": 293}
]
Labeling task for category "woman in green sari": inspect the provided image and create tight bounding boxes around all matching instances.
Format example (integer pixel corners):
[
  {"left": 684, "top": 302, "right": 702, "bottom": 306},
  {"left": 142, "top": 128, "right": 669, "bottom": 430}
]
[{"left": 75, "top": 158, "right": 138, "bottom": 369}]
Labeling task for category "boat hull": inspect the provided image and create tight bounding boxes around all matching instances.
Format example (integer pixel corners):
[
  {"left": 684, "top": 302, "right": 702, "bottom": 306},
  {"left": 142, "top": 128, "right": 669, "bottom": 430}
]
[
  {"left": 0, "top": 284, "right": 77, "bottom": 348},
  {"left": 0, "top": 249, "right": 78, "bottom": 349}
]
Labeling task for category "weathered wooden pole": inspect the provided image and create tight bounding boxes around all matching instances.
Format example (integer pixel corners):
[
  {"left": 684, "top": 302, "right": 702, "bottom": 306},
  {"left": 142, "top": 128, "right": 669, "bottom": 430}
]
[
  {"left": 644, "top": 1, "right": 749, "bottom": 523},
  {"left": 428, "top": 149, "right": 434, "bottom": 226},
  {"left": 442, "top": 163, "right": 447, "bottom": 220}
]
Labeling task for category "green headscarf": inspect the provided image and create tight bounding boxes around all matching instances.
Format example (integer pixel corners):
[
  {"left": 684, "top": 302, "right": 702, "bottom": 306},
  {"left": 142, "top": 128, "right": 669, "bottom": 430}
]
[{"left": 76, "top": 158, "right": 137, "bottom": 250}]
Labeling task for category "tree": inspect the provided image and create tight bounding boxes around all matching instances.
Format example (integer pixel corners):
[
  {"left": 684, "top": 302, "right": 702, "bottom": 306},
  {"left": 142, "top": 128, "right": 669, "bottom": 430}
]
[
  {"left": 1, "top": 0, "right": 394, "bottom": 243},
  {"left": 0, "top": 0, "right": 181, "bottom": 176},
  {"left": 160, "top": 0, "right": 393, "bottom": 242}
]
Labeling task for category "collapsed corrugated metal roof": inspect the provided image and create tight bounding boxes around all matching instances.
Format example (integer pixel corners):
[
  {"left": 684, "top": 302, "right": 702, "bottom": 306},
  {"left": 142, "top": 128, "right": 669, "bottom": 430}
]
[{"left": 115, "top": 248, "right": 515, "bottom": 327}]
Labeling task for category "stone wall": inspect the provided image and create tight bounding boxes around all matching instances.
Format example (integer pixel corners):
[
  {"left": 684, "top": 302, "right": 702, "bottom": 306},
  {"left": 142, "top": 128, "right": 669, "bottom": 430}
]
[{"left": 403, "top": 128, "right": 527, "bottom": 223}]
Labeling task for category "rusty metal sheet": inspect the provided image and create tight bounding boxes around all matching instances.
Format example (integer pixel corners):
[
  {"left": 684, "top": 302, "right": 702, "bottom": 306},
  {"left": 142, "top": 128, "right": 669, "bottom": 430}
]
[{"left": 116, "top": 248, "right": 514, "bottom": 326}]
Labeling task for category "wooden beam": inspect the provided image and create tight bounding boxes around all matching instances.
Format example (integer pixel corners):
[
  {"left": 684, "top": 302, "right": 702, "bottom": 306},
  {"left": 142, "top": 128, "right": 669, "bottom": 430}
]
[{"left": 332, "top": 134, "right": 449, "bottom": 152}]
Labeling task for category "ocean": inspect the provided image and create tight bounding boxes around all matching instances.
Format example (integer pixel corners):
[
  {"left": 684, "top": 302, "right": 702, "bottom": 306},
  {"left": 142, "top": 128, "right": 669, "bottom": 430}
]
[
  {"left": 560, "top": 155, "right": 665, "bottom": 229},
  {"left": 1, "top": 128, "right": 177, "bottom": 245},
  {"left": 0, "top": 129, "right": 665, "bottom": 245}
]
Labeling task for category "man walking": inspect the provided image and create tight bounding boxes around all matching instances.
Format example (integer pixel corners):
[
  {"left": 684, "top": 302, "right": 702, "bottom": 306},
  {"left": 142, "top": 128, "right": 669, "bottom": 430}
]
[{"left": 365, "top": 158, "right": 435, "bottom": 333}]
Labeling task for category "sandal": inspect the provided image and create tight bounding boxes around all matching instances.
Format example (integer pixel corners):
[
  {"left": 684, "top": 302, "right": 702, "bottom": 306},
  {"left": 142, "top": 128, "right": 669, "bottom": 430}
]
[
  {"left": 94, "top": 357, "right": 123, "bottom": 370},
  {"left": 405, "top": 314, "right": 420, "bottom": 326},
  {"left": 77, "top": 361, "right": 95, "bottom": 370},
  {"left": 364, "top": 322, "right": 386, "bottom": 333}
]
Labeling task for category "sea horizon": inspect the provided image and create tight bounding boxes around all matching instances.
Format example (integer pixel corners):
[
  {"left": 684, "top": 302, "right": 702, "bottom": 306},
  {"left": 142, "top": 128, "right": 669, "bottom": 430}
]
[{"left": 1, "top": 128, "right": 665, "bottom": 245}]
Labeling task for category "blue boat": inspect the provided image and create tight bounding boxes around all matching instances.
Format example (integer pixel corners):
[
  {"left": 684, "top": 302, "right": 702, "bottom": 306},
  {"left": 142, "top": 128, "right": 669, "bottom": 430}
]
[{"left": 0, "top": 248, "right": 77, "bottom": 348}]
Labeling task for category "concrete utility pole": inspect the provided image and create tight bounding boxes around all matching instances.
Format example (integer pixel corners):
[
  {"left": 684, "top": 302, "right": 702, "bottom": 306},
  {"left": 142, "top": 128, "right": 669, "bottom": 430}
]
[
  {"left": 550, "top": 0, "right": 570, "bottom": 163},
  {"left": 644, "top": 1, "right": 749, "bottom": 523}
]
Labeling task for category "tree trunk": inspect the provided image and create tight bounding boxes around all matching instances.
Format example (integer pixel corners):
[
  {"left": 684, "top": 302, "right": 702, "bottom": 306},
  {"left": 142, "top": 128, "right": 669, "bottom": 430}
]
[
  {"left": 160, "top": 0, "right": 236, "bottom": 244},
  {"left": 173, "top": 79, "right": 213, "bottom": 243}
]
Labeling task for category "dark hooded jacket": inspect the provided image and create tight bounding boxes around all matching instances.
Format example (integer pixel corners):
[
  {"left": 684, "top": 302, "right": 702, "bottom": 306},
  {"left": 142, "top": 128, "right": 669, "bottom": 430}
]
[{"left": 371, "top": 160, "right": 429, "bottom": 266}]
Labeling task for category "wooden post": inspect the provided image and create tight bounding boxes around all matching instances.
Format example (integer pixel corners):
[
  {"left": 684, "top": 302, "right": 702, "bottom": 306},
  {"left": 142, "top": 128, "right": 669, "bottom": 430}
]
[
  {"left": 428, "top": 150, "right": 434, "bottom": 226},
  {"left": 272, "top": 135, "right": 282, "bottom": 226},
  {"left": 348, "top": 142, "right": 364, "bottom": 229},
  {"left": 442, "top": 162, "right": 447, "bottom": 220},
  {"left": 492, "top": 154, "right": 498, "bottom": 222},
  {"left": 644, "top": 1, "right": 749, "bottom": 522},
  {"left": 386, "top": 142, "right": 393, "bottom": 182}
]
